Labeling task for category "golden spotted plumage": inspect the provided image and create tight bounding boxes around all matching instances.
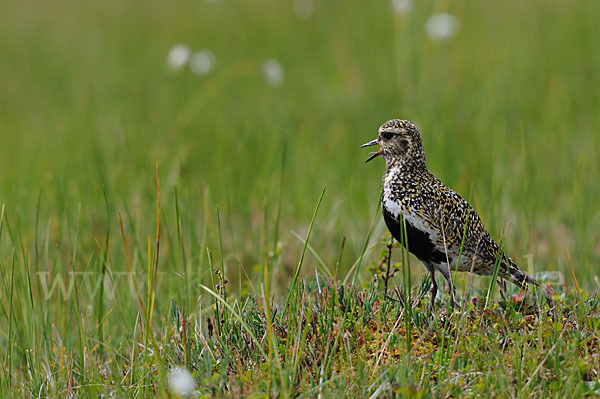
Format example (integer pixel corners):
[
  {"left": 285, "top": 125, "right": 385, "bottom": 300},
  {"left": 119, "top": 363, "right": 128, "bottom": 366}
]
[{"left": 363, "top": 119, "right": 553, "bottom": 309}]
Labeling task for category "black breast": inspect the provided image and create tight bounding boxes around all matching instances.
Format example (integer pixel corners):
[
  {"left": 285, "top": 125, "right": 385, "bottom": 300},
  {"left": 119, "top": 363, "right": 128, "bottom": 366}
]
[{"left": 382, "top": 208, "right": 448, "bottom": 264}]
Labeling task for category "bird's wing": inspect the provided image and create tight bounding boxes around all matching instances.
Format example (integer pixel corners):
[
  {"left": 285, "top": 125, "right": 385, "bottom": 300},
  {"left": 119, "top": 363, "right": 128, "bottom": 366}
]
[{"left": 421, "top": 177, "right": 500, "bottom": 265}]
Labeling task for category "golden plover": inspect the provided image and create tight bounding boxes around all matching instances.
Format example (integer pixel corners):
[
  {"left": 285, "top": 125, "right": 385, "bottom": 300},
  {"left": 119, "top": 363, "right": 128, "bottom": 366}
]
[{"left": 362, "top": 119, "right": 553, "bottom": 309}]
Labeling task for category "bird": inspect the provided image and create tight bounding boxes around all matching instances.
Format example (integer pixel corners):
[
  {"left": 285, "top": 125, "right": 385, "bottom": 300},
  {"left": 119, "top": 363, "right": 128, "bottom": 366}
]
[{"left": 361, "top": 119, "right": 553, "bottom": 309}]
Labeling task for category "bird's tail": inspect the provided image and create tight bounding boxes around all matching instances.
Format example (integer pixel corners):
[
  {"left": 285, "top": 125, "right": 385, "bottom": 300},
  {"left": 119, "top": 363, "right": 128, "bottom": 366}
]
[{"left": 501, "top": 255, "right": 554, "bottom": 309}]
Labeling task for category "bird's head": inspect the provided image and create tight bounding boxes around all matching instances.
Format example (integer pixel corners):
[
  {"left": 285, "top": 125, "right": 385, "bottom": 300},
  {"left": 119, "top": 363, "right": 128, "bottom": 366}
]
[{"left": 361, "top": 119, "right": 426, "bottom": 170}]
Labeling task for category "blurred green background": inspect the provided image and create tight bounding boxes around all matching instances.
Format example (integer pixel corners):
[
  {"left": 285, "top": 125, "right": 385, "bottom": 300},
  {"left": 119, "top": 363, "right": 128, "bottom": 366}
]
[{"left": 0, "top": 0, "right": 598, "bottom": 295}]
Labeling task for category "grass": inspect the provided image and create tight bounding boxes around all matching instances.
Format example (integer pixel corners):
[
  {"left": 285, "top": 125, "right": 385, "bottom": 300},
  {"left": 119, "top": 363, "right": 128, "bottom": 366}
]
[{"left": 0, "top": 0, "right": 599, "bottom": 396}]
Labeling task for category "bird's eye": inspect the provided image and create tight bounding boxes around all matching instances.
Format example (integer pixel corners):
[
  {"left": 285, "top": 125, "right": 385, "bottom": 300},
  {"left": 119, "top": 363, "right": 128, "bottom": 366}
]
[{"left": 382, "top": 131, "right": 394, "bottom": 140}]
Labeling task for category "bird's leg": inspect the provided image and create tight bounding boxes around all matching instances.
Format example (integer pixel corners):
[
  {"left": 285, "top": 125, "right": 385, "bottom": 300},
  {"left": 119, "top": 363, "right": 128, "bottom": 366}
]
[
  {"left": 447, "top": 286, "right": 460, "bottom": 309},
  {"left": 498, "top": 279, "right": 508, "bottom": 300},
  {"left": 438, "top": 266, "right": 460, "bottom": 309},
  {"left": 448, "top": 285, "right": 459, "bottom": 309},
  {"left": 429, "top": 270, "right": 438, "bottom": 311}
]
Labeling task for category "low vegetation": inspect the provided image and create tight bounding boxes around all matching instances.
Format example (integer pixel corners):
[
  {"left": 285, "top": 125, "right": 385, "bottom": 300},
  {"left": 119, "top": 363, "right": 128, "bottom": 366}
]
[{"left": 0, "top": 0, "right": 598, "bottom": 396}]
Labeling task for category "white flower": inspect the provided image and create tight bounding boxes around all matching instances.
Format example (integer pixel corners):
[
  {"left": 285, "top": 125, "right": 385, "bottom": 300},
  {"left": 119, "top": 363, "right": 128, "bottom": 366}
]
[
  {"left": 168, "top": 368, "right": 196, "bottom": 397},
  {"left": 166, "top": 44, "right": 191, "bottom": 71},
  {"left": 425, "top": 13, "right": 459, "bottom": 41},
  {"left": 189, "top": 50, "right": 216, "bottom": 76},
  {"left": 293, "top": 0, "right": 314, "bottom": 19},
  {"left": 262, "top": 58, "right": 284, "bottom": 87},
  {"left": 391, "top": 0, "right": 412, "bottom": 15}
]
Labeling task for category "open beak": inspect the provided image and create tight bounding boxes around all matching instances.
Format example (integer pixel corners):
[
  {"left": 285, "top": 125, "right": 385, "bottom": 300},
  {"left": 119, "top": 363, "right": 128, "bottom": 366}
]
[{"left": 361, "top": 139, "right": 381, "bottom": 163}]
